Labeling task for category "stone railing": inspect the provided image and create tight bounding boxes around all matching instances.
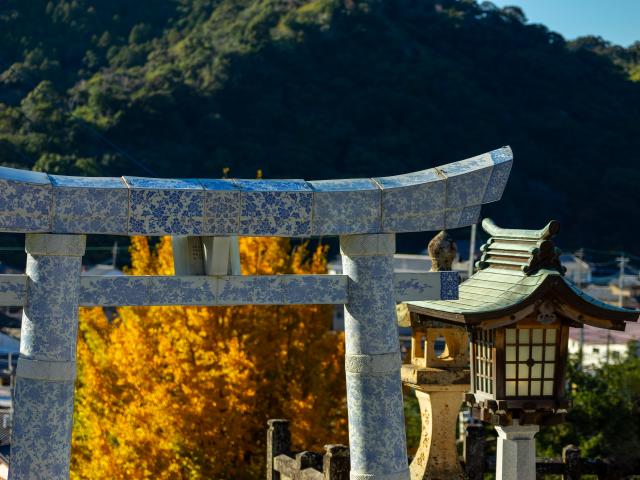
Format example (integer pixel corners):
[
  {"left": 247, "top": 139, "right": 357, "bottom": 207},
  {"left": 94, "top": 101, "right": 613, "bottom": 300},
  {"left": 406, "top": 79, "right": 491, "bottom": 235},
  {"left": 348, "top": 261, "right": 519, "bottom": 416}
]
[
  {"left": 267, "top": 420, "right": 349, "bottom": 480},
  {"left": 463, "top": 424, "right": 632, "bottom": 480},
  {"left": 269, "top": 421, "right": 635, "bottom": 480}
]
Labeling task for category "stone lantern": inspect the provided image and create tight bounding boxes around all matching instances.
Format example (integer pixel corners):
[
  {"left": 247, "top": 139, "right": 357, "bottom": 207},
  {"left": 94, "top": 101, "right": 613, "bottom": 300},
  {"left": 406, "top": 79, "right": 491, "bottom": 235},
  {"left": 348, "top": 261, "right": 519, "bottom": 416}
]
[
  {"left": 401, "top": 230, "right": 469, "bottom": 480},
  {"left": 405, "top": 219, "right": 640, "bottom": 480}
]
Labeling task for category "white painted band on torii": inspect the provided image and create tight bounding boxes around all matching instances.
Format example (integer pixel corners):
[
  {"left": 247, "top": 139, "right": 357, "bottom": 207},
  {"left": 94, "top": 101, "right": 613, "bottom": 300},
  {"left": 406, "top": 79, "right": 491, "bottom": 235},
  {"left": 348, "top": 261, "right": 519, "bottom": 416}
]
[
  {"left": 340, "top": 234, "right": 395, "bottom": 256},
  {"left": 350, "top": 469, "right": 410, "bottom": 480},
  {"left": 16, "top": 357, "right": 76, "bottom": 382},
  {"left": 345, "top": 353, "right": 402, "bottom": 375}
]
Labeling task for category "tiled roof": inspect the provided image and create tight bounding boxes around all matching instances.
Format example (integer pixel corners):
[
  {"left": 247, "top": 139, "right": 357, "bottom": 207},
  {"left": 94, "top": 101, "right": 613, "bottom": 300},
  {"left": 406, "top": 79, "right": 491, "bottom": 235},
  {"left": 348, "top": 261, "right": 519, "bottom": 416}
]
[{"left": 409, "top": 267, "right": 551, "bottom": 315}]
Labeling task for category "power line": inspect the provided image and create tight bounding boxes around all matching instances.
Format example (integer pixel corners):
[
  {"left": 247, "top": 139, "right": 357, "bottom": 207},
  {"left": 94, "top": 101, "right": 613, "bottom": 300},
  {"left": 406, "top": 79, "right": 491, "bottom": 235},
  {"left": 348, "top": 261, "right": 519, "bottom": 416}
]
[{"left": 0, "top": 57, "right": 157, "bottom": 176}]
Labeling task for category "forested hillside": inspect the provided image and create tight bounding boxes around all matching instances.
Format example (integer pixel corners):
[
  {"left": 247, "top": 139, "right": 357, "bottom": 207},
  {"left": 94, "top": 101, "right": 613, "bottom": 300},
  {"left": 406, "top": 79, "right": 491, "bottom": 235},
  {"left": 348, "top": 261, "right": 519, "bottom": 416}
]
[{"left": 1, "top": 0, "right": 639, "bottom": 252}]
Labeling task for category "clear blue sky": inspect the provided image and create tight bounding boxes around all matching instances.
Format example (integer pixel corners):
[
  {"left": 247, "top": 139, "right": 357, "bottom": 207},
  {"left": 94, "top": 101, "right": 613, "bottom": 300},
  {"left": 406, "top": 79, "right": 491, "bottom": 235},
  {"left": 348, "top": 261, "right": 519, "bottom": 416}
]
[{"left": 490, "top": 0, "right": 640, "bottom": 47}]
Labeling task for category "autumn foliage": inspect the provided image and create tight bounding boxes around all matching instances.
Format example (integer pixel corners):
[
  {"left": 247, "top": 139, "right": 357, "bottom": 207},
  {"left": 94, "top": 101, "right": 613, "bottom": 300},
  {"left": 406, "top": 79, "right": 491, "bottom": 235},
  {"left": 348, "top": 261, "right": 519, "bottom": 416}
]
[{"left": 71, "top": 237, "right": 347, "bottom": 479}]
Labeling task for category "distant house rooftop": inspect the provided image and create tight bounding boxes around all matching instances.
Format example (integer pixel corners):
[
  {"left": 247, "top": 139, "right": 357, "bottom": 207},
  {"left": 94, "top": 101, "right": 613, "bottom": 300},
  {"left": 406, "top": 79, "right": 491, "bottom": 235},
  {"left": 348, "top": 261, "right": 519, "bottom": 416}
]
[
  {"left": 328, "top": 253, "right": 433, "bottom": 274},
  {"left": 82, "top": 263, "right": 124, "bottom": 276}
]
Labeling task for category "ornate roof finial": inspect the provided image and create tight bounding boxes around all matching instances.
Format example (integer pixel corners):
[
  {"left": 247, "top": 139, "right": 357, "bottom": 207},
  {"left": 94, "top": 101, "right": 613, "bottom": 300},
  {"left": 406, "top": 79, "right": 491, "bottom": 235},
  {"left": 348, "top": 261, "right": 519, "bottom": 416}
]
[
  {"left": 428, "top": 230, "right": 457, "bottom": 272},
  {"left": 476, "top": 219, "right": 567, "bottom": 276}
]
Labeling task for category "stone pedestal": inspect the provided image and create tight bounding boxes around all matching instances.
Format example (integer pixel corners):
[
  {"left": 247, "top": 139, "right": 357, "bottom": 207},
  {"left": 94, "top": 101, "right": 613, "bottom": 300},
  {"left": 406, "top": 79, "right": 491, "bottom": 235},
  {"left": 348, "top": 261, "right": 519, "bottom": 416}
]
[
  {"left": 10, "top": 234, "right": 86, "bottom": 480},
  {"left": 494, "top": 421, "right": 539, "bottom": 480},
  {"left": 410, "top": 388, "right": 467, "bottom": 480},
  {"left": 340, "top": 234, "right": 409, "bottom": 480},
  {"left": 402, "top": 364, "right": 469, "bottom": 480}
]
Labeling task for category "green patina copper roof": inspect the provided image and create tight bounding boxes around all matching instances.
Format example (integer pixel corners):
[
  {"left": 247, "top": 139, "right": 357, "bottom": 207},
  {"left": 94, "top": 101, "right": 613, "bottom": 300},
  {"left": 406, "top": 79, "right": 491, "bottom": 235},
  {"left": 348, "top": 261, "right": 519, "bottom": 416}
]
[
  {"left": 406, "top": 219, "right": 640, "bottom": 328},
  {"left": 410, "top": 267, "right": 555, "bottom": 315}
]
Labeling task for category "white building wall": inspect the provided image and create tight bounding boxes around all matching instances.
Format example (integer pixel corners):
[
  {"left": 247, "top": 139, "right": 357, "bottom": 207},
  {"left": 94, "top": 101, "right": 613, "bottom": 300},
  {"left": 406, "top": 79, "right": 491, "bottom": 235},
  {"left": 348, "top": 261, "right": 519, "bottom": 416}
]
[{"left": 568, "top": 338, "right": 629, "bottom": 367}]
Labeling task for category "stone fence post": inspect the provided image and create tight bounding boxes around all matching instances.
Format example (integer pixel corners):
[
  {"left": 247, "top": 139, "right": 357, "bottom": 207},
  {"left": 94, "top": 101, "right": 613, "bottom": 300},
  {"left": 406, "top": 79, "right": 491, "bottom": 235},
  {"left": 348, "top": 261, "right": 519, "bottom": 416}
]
[
  {"left": 340, "top": 234, "right": 409, "bottom": 480},
  {"left": 463, "top": 424, "right": 486, "bottom": 480},
  {"left": 9, "top": 234, "right": 86, "bottom": 480},
  {"left": 267, "top": 419, "right": 291, "bottom": 480},
  {"left": 494, "top": 421, "right": 539, "bottom": 480},
  {"left": 323, "top": 445, "right": 350, "bottom": 480},
  {"left": 562, "top": 445, "right": 581, "bottom": 480}
]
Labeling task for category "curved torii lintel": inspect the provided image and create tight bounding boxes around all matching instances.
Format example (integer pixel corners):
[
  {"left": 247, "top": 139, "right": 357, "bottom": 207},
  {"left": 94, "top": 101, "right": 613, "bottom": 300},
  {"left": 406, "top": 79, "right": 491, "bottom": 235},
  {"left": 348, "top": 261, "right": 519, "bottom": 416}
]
[{"left": 0, "top": 146, "right": 512, "bottom": 237}]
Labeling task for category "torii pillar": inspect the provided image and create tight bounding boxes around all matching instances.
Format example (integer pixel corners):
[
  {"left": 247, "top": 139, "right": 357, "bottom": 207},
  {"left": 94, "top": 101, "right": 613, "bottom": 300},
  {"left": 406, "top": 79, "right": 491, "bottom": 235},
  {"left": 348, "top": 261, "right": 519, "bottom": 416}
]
[
  {"left": 341, "top": 234, "right": 410, "bottom": 480},
  {"left": 10, "top": 234, "right": 86, "bottom": 480}
]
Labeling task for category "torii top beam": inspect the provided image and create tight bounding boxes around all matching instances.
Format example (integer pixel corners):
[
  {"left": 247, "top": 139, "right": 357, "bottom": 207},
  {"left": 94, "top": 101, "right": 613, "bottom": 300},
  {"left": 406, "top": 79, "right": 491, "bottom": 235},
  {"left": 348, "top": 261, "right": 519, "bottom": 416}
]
[{"left": 0, "top": 147, "right": 512, "bottom": 237}]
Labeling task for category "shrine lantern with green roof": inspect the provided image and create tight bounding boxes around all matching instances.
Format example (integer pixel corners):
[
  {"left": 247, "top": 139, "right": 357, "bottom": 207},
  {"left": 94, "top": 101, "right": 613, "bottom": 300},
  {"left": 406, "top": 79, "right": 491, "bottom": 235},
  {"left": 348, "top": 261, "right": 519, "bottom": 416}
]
[{"left": 405, "top": 219, "right": 640, "bottom": 426}]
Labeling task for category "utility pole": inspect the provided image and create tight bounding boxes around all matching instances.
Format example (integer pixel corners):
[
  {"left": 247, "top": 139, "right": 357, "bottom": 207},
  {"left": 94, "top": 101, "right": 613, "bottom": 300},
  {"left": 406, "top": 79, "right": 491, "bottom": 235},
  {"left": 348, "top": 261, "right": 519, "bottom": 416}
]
[
  {"left": 608, "top": 252, "right": 628, "bottom": 365},
  {"left": 617, "top": 252, "right": 627, "bottom": 308},
  {"left": 468, "top": 223, "right": 477, "bottom": 279},
  {"left": 575, "top": 248, "right": 585, "bottom": 370}
]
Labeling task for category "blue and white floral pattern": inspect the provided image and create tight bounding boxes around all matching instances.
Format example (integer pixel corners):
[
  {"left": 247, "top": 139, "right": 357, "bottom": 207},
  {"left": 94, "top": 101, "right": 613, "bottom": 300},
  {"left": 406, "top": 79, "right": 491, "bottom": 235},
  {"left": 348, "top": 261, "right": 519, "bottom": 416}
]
[
  {"left": 280, "top": 275, "right": 348, "bottom": 304},
  {"left": 148, "top": 276, "right": 216, "bottom": 305},
  {"left": 11, "top": 234, "right": 84, "bottom": 480},
  {"left": 341, "top": 234, "right": 409, "bottom": 478},
  {"left": 440, "top": 271, "right": 459, "bottom": 300},
  {"left": 0, "top": 148, "right": 512, "bottom": 236},
  {"left": 343, "top": 256, "right": 399, "bottom": 355},
  {"left": 0, "top": 179, "right": 51, "bottom": 232},
  {"left": 445, "top": 205, "right": 482, "bottom": 229},
  {"left": 394, "top": 273, "right": 439, "bottom": 302},
  {"left": 10, "top": 378, "right": 75, "bottom": 480},
  {"left": 79, "top": 276, "right": 149, "bottom": 306},
  {"left": 439, "top": 152, "right": 493, "bottom": 209},
  {"left": 346, "top": 372, "right": 410, "bottom": 478},
  {"left": 50, "top": 176, "right": 128, "bottom": 235},
  {"left": 218, "top": 275, "right": 283, "bottom": 304},
  {"left": 21, "top": 255, "right": 82, "bottom": 361},
  {"left": 375, "top": 169, "right": 446, "bottom": 233},
  {"left": 125, "top": 177, "right": 205, "bottom": 236},
  {"left": 77, "top": 273, "right": 458, "bottom": 306},
  {"left": 0, "top": 275, "right": 27, "bottom": 306},
  {"left": 237, "top": 180, "right": 313, "bottom": 236},
  {"left": 483, "top": 147, "right": 514, "bottom": 204},
  {"left": 200, "top": 179, "right": 241, "bottom": 235},
  {"left": 310, "top": 179, "right": 381, "bottom": 236},
  {"left": 80, "top": 275, "right": 350, "bottom": 306}
]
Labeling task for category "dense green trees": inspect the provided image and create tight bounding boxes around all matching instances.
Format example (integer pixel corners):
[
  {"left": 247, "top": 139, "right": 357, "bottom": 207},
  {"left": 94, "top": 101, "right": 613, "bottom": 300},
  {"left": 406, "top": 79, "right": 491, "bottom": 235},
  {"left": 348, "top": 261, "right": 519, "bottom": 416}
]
[
  {"left": 1, "top": 0, "right": 639, "bottom": 252},
  {"left": 538, "top": 349, "right": 640, "bottom": 472}
]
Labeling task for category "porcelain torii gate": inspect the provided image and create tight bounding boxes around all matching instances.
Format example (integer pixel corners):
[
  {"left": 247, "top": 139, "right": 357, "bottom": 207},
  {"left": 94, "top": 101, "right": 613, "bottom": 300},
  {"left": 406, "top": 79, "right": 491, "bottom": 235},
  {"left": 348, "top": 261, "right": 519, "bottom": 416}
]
[{"left": 0, "top": 146, "right": 512, "bottom": 480}]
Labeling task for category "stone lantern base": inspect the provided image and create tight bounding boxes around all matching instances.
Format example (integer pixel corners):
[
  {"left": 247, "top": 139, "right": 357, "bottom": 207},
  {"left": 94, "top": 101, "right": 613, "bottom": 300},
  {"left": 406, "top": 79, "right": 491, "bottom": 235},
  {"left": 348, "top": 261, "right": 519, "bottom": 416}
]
[{"left": 402, "top": 365, "right": 470, "bottom": 480}]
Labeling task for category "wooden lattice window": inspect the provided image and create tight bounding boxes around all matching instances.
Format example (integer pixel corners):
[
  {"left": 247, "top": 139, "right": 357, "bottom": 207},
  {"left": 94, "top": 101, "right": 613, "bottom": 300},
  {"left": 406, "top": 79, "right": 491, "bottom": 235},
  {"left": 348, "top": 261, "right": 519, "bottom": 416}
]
[
  {"left": 505, "top": 327, "right": 557, "bottom": 397},
  {"left": 474, "top": 329, "right": 494, "bottom": 395}
]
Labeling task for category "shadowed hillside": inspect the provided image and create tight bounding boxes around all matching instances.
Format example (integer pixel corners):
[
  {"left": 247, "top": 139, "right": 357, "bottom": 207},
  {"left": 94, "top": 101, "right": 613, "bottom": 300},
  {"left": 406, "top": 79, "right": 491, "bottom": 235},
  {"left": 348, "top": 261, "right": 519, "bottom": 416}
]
[{"left": 1, "top": 0, "right": 639, "bottom": 252}]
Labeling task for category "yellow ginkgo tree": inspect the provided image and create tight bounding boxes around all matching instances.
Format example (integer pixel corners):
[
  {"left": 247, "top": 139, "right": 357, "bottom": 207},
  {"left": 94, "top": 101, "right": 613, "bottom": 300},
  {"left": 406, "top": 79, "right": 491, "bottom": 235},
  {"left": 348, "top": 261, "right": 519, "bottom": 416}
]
[{"left": 71, "top": 236, "right": 347, "bottom": 479}]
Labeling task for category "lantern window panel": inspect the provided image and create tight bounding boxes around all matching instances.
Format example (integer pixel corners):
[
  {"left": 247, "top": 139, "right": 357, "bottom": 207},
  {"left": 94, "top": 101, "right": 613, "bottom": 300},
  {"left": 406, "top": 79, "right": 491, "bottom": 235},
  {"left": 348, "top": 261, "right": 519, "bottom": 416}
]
[
  {"left": 532, "top": 346, "right": 543, "bottom": 361},
  {"left": 504, "top": 327, "right": 559, "bottom": 398},
  {"left": 531, "top": 380, "right": 541, "bottom": 396},
  {"left": 543, "top": 381, "right": 553, "bottom": 396},
  {"left": 546, "top": 329, "right": 556, "bottom": 343},
  {"left": 474, "top": 329, "right": 495, "bottom": 395},
  {"left": 532, "top": 328, "right": 543, "bottom": 343},
  {"left": 544, "top": 363, "right": 555, "bottom": 378},
  {"left": 518, "top": 380, "right": 528, "bottom": 396},
  {"left": 545, "top": 346, "right": 555, "bottom": 361}
]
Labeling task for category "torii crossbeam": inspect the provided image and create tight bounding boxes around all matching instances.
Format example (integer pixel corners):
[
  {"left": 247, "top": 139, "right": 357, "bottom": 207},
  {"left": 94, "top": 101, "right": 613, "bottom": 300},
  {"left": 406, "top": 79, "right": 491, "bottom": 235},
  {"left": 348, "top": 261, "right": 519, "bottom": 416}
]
[{"left": 0, "top": 146, "right": 512, "bottom": 480}]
